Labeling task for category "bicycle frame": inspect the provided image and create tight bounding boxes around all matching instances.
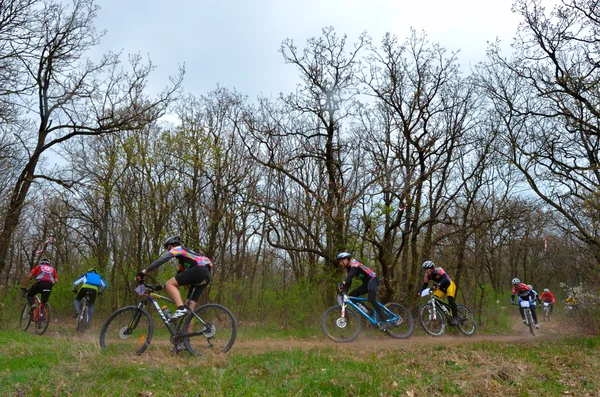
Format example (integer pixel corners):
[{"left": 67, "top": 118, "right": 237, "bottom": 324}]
[
  {"left": 135, "top": 284, "right": 210, "bottom": 340},
  {"left": 421, "top": 289, "right": 452, "bottom": 321},
  {"left": 337, "top": 294, "right": 398, "bottom": 326}
]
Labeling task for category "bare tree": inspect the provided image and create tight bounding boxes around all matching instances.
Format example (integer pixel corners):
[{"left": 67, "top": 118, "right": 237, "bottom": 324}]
[
  {"left": 0, "top": 0, "right": 183, "bottom": 276},
  {"left": 479, "top": 0, "right": 600, "bottom": 268}
]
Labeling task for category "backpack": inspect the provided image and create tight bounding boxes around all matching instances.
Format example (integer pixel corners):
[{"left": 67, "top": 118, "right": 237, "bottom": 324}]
[{"left": 85, "top": 272, "right": 103, "bottom": 287}]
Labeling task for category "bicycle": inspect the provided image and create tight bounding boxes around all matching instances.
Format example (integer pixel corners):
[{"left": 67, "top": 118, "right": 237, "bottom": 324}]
[
  {"left": 512, "top": 300, "right": 535, "bottom": 336},
  {"left": 19, "top": 292, "right": 51, "bottom": 335},
  {"left": 99, "top": 277, "right": 237, "bottom": 356},
  {"left": 76, "top": 291, "right": 93, "bottom": 333},
  {"left": 321, "top": 293, "right": 414, "bottom": 343},
  {"left": 418, "top": 288, "right": 476, "bottom": 337},
  {"left": 542, "top": 302, "right": 551, "bottom": 322}
]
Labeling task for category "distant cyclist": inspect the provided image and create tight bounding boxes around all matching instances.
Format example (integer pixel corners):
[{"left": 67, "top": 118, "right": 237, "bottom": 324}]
[
  {"left": 539, "top": 288, "right": 555, "bottom": 314},
  {"left": 137, "top": 236, "right": 212, "bottom": 321},
  {"left": 72, "top": 267, "right": 108, "bottom": 327},
  {"left": 336, "top": 252, "right": 389, "bottom": 330},
  {"left": 417, "top": 260, "right": 458, "bottom": 325},
  {"left": 21, "top": 258, "right": 58, "bottom": 310},
  {"left": 511, "top": 278, "right": 539, "bottom": 328}
]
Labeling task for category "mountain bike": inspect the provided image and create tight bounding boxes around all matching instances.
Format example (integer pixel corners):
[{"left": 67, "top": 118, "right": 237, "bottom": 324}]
[
  {"left": 513, "top": 301, "right": 535, "bottom": 336},
  {"left": 418, "top": 288, "right": 476, "bottom": 337},
  {"left": 19, "top": 293, "right": 51, "bottom": 335},
  {"left": 76, "top": 291, "right": 93, "bottom": 333},
  {"left": 322, "top": 293, "right": 414, "bottom": 343},
  {"left": 99, "top": 277, "right": 237, "bottom": 356},
  {"left": 542, "top": 302, "right": 551, "bottom": 322}
]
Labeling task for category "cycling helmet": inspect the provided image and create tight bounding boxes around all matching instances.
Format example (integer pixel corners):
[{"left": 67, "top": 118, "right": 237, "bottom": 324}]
[
  {"left": 544, "top": 288, "right": 549, "bottom": 293},
  {"left": 39, "top": 258, "right": 51, "bottom": 265},
  {"left": 336, "top": 252, "right": 351, "bottom": 261},
  {"left": 512, "top": 278, "right": 520, "bottom": 285},
  {"left": 163, "top": 235, "right": 181, "bottom": 249},
  {"left": 87, "top": 267, "right": 97, "bottom": 273},
  {"left": 422, "top": 260, "right": 435, "bottom": 270}
]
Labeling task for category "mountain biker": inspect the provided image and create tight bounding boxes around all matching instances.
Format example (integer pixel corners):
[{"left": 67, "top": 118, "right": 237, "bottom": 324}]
[
  {"left": 417, "top": 260, "right": 459, "bottom": 325},
  {"left": 72, "top": 267, "right": 108, "bottom": 327},
  {"left": 511, "top": 278, "right": 539, "bottom": 328},
  {"left": 539, "top": 288, "right": 555, "bottom": 313},
  {"left": 137, "top": 236, "right": 212, "bottom": 321},
  {"left": 20, "top": 258, "right": 58, "bottom": 310},
  {"left": 336, "top": 252, "right": 389, "bottom": 331}
]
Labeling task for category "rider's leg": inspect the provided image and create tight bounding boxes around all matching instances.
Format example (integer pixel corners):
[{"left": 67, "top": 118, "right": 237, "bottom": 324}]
[
  {"left": 530, "top": 305, "right": 539, "bottom": 324},
  {"left": 367, "top": 277, "right": 387, "bottom": 325},
  {"left": 87, "top": 303, "right": 95, "bottom": 327},
  {"left": 165, "top": 277, "right": 184, "bottom": 307},
  {"left": 445, "top": 282, "right": 458, "bottom": 324}
]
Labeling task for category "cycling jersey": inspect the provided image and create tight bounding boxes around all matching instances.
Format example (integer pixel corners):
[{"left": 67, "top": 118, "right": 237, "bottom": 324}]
[
  {"left": 146, "top": 245, "right": 213, "bottom": 273},
  {"left": 421, "top": 267, "right": 451, "bottom": 291},
  {"left": 73, "top": 272, "right": 107, "bottom": 293},
  {"left": 511, "top": 283, "right": 535, "bottom": 301},
  {"left": 539, "top": 291, "right": 555, "bottom": 303},
  {"left": 29, "top": 264, "right": 58, "bottom": 285},
  {"left": 342, "top": 259, "right": 376, "bottom": 287}
]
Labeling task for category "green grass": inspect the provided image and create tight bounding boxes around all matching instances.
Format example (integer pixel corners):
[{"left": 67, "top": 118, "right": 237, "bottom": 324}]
[{"left": 1, "top": 320, "right": 599, "bottom": 397}]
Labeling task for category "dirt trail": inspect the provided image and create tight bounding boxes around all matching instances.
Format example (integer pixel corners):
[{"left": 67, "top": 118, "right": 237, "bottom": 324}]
[{"left": 46, "top": 310, "right": 586, "bottom": 354}]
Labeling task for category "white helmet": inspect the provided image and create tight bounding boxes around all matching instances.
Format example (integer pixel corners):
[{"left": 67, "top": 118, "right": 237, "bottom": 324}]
[{"left": 511, "top": 278, "right": 520, "bottom": 285}]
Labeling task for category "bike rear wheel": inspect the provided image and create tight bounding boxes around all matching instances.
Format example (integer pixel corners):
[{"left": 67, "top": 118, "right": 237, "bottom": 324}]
[
  {"left": 182, "top": 304, "right": 237, "bottom": 356},
  {"left": 99, "top": 306, "right": 153, "bottom": 355},
  {"left": 418, "top": 303, "right": 446, "bottom": 336},
  {"left": 383, "top": 303, "right": 414, "bottom": 339},
  {"left": 35, "top": 304, "right": 51, "bottom": 335},
  {"left": 322, "top": 305, "right": 361, "bottom": 343},
  {"left": 77, "top": 304, "right": 89, "bottom": 334},
  {"left": 19, "top": 303, "right": 32, "bottom": 331},
  {"left": 456, "top": 304, "right": 476, "bottom": 335}
]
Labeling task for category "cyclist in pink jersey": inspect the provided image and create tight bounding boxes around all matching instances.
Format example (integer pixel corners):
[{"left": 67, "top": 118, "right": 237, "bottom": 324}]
[
  {"left": 336, "top": 252, "right": 388, "bottom": 330},
  {"left": 21, "top": 258, "right": 58, "bottom": 309}
]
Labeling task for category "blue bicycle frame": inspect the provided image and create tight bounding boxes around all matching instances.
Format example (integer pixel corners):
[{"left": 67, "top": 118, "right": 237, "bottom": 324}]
[{"left": 338, "top": 294, "right": 397, "bottom": 326}]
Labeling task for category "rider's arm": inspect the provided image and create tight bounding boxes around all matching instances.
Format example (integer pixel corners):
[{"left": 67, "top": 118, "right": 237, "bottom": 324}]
[
  {"left": 73, "top": 275, "right": 85, "bottom": 291},
  {"left": 341, "top": 268, "right": 359, "bottom": 293},
  {"left": 21, "top": 267, "right": 37, "bottom": 289},
  {"left": 144, "top": 252, "right": 175, "bottom": 273},
  {"left": 98, "top": 277, "right": 107, "bottom": 293}
]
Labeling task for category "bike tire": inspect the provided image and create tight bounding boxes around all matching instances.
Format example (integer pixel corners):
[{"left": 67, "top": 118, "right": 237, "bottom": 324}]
[
  {"left": 418, "top": 303, "right": 446, "bottom": 336},
  {"left": 544, "top": 306, "right": 551, "bottom": 322},
  {"left": 322, "top": 305, "right": 361, "bottom": 343},
  {"left": 19, "top": 303, "right": 32, "bottom": 331},
  {"left": 77, "top": 304, "right": 89, "bottom": 334},
  {"left": 35, "top": 304, "right": 51, "bottom": 335},
  {"left": 383, "top": 303, "right": 414, "bottom": 339},
  {"left": 99, "top": 306, "right": 153, "bottom": 355},
  {"left": 182, "top": 303, "right": 237, "bottom": 356},
  {"left": 456, "top": 304, "right": 476, "bottom": 336},
  {"left": 526, "top": 309, "right": 535, "bottom": 336}
]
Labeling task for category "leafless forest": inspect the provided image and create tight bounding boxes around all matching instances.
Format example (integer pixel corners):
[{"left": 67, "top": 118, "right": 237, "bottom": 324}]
[{"left": 1, "top": 0, "right": 598, "bottom": 325}]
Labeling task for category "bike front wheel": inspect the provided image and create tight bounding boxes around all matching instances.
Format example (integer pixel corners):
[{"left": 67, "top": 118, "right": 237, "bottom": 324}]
[
  {"left": 525, "top": 309, "right": 535, "bottom": 336},
  {"left": 99, "top": 306, "right": 153, "bottom": 355},
  {"left": 35, "top": 304, "right": 51, "bottom": 335},
  {"left": 182, "top": 304, "right": 237, "bottom": 356},
  {"left": 77, "top": 304, "right": 89, "bottom": 334},
  {"left": 19, "top": 303, "right": 32, "bottom": 331},
  {"left": 544, "top": 307, "right": 551, "bottom": 322},
  {"left": 384, "top": 303, "right": 414, "bottom": 339},
  {"left": 322, "top": 305, "right": 361, "bottom": 343},
  {"left": 418, "top": 303, "right": 446, "bottom": 336},
  {"left": 456, "top": 304, "right": 476, "bottom": 335}
]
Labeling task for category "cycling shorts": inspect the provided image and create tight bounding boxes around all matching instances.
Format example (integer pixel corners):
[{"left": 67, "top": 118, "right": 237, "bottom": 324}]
[{"left": 434, "top": 280, "right": 456, "bottom": 299}]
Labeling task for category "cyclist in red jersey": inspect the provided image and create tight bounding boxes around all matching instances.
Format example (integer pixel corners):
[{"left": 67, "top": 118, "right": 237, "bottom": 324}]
[
  {"left": 21, "top": 258, "right": 58, "bottom": 309},
  {"left": 539, "top": 288, "right": 556, "bottom": 314},
  {"left": 336, "top": 252, "right": 389, "bottom": 330}
]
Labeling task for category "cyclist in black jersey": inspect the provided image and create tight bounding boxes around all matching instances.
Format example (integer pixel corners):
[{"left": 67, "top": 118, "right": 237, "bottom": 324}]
[
  {"left": 336, "top": 252, "right": 389, "bottom": 331},
  {"left": 137, "top": 236, "right": 212, "bottom": 320}
]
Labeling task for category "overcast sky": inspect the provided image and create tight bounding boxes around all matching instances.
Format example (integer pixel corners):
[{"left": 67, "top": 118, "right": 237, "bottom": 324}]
[{"left": 93, "top": 0, "right": 524, "bottom": 100}]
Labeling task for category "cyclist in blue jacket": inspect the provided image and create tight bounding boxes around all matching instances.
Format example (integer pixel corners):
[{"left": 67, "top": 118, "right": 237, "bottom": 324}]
[{"left": 73, "top": 267, "right": 107, "bottom": 328}]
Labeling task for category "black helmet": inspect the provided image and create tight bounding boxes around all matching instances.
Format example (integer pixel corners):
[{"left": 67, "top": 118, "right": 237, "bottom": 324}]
[
  {"left": 422, "top": 260, "right": 435, "bottom": 270},
  {"left": 40, "top": 258, "right": 51, "bottom": 265},
  {"left": 163, "top": 236, "right": 181, "bottom": 249},
  {"left": 336, "top": 252, "right": 351, "bottom": 261}
]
